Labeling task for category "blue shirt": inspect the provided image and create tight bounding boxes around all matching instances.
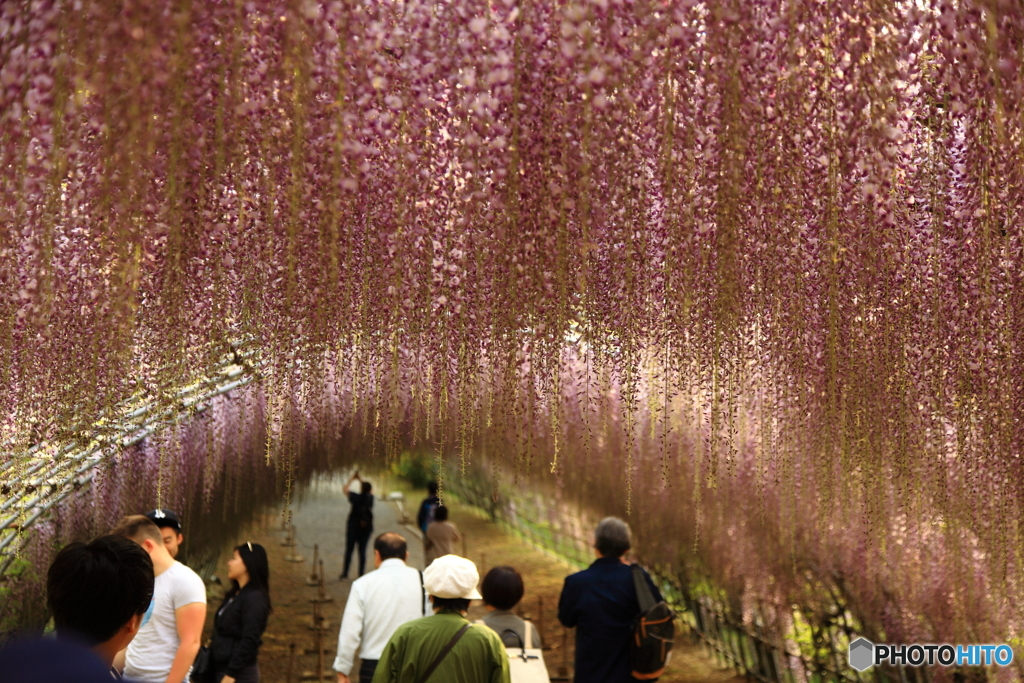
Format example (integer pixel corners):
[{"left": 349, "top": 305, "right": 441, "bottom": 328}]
[{"left": 557, "top": 557, "right": 664, "bottom": 683}]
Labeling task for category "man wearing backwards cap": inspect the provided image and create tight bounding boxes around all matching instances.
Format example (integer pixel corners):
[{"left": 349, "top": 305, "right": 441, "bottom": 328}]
[
  {"left": 145, "top": 508, "right": 185, "bottom": 560},
  {"left": 372, "top": 554, "right": 510, "bottom": 683}
]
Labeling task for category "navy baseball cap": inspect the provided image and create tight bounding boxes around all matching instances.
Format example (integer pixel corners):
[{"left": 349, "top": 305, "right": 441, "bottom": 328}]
[{"left": 144, "top": 508, "right": 182, "bottom": 533}]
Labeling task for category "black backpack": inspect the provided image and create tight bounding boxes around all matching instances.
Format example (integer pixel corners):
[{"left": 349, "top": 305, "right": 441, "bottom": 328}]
[{"left": 630, "top": 564, "right": 675, "bottom": 680}]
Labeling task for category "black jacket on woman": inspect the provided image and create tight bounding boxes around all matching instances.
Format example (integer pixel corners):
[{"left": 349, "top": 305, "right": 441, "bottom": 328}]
[{"left": 210, "top": 584, "right": 270, "bottom": 678}]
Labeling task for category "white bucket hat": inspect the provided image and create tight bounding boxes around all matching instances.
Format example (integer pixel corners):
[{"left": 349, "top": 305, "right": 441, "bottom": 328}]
[{"left": 423, "top": 554, "right": 483, "bottom": 600}]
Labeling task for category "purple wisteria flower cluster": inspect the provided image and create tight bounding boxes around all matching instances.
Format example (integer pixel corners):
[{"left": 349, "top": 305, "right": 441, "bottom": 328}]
[{"left": 1, "top": 0, "right": 1023, "bottom": 668}]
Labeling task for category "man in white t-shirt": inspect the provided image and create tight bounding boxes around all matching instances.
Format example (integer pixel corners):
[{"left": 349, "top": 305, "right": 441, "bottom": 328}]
[{"left": 110, "top": 515, "right": 207, "bottom": 683}]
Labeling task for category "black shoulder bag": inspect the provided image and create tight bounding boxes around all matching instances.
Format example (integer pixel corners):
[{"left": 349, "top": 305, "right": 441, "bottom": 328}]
[
  {"left": 419, "top": 570, "right": 426, "bottom": 616},
  {"left": 190, "top": 642, "right": 212, "bottom": 683}
]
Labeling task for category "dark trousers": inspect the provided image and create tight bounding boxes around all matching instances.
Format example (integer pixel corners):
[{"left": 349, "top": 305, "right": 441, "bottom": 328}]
[
  {"left": 342, "top": 527, "right": 372, "bottom": 577},
  {"left": 359, "top": 659, "right": 378, "bottom": 683},
  {"left": 215, "top": 665, "right": 259, "bottom": 683}
]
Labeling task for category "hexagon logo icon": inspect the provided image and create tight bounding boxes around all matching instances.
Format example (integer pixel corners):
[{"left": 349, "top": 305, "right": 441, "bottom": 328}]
[{"left": 849, "top": 637, "right": 874, "bottom": 671}]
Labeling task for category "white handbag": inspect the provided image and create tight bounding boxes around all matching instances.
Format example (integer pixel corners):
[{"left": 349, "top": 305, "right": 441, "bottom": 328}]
[
  {"left": 501, "top": 621, "right": 550, "bottom": 683},
  {"left": 476, "top": 619, "right": 551, "bottom": 683}
]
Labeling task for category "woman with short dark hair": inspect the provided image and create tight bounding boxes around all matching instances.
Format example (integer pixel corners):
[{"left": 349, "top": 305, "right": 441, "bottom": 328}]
[
  {"left": 209, "top": 542, "right": 271, "bottom": 683},
  {"left": 480, "top": 566, "right": 542, "bottom": 648}
]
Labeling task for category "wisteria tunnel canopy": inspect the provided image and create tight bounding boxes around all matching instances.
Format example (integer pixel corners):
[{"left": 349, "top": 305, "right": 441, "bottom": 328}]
[{"left": 1, "top": 0, "right": 1023, "bottom": 656}]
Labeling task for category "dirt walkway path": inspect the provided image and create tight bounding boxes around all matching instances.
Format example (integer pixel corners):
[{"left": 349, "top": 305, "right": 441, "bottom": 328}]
[{"left": 202, "top": 472, "right": 745, "bottom": 683}]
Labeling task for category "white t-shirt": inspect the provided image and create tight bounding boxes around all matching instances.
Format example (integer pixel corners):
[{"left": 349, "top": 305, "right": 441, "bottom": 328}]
[{"left": 125, "top": 561, "right": 207, "bottom": 683}]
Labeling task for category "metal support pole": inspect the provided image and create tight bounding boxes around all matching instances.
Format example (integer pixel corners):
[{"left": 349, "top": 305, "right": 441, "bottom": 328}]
[
  {"left": 285, "top": 525, "right": 305, "bottom": 562},
  {"left": 306, "top": 544, "right": 320, "bottom": 585},
  {"left": 537, "top": 595, "right": 544, "bottom": 647}
]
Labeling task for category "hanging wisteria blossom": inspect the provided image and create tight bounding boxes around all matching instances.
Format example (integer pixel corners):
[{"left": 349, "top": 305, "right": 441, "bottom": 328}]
[{"left": 1, "top": 0, "right": 1023, "bottom": 672}]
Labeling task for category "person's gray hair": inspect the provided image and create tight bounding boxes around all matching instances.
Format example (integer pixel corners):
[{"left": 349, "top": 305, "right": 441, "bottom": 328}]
[{"left": 594, "top": 517, "right": 631, "bottom": 558}]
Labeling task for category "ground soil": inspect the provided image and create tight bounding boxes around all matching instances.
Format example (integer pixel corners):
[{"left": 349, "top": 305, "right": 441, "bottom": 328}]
[{"left": 200, "top": 471, "right": 745, "bottom": 683}]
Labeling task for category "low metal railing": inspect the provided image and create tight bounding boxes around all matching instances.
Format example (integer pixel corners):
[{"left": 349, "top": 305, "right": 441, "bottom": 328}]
[{"left": 445, "top": 474, "right": 935, "bottom": 683}]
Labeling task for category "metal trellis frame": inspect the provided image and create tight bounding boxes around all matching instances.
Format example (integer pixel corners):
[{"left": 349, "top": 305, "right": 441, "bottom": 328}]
[{"left": 0, "top": 339, "right": 265, "bottom": 578}]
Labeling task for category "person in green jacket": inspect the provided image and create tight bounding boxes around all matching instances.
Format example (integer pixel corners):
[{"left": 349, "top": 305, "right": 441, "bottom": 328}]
[{"left": 372, "top": 554, "right": 511, "bottom": 683}]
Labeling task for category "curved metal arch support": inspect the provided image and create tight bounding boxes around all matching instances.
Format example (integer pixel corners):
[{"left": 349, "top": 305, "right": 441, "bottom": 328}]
[{"left": 0, "top": 340, "right": 265, "bottom": 580}]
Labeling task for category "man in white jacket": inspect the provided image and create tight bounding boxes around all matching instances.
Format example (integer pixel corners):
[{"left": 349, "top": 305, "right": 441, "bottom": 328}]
[{"left": 334, "top": 533, "right": 429, "bottom": 683}]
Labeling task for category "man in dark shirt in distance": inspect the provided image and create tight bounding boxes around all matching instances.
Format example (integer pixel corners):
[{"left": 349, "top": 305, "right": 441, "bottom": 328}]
[
  {"left": 341, "top": 471, "right": 375, "bottom": 579},
  {"left": 416, "top": 481, "right": 440, "bottom": 535}
]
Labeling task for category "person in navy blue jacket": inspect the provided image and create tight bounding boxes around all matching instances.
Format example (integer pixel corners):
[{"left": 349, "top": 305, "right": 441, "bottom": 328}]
[{"left": 557, "top": 517, "right": 664, "bottom": 683}]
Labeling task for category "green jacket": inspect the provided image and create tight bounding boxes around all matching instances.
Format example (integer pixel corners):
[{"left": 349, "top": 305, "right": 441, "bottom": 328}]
[{"left": 372, "top": 611, "right": 511, "bottom": 683}]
